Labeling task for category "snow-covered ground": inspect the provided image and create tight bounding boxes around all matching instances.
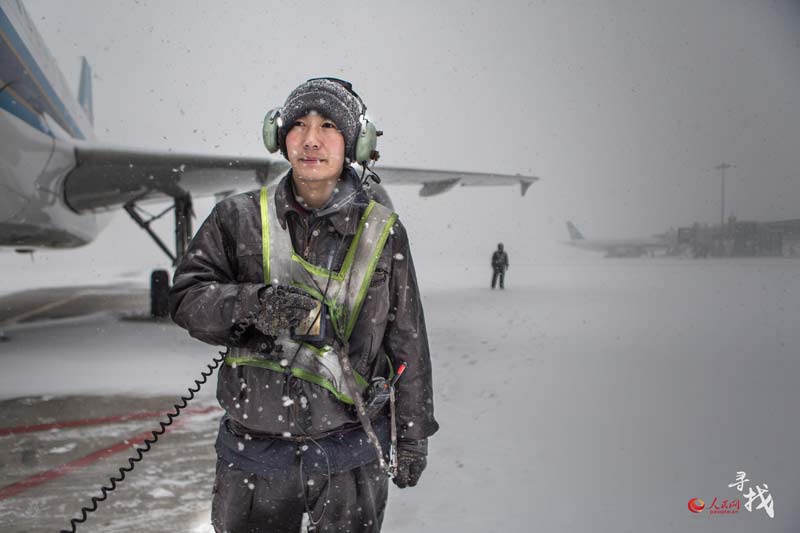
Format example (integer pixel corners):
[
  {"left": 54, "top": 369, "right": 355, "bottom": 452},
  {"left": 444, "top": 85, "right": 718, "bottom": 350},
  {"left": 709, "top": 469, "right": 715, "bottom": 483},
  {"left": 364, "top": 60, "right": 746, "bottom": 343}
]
[{"left": 1, "top": 257, "right": 799, "bottom": 531}]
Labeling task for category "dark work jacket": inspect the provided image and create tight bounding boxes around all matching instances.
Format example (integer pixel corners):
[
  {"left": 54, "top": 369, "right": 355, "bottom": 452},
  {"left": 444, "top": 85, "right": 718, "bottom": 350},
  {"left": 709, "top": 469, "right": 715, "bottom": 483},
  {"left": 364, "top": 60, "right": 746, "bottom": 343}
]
[
  {"left": 492, "top": 250, "right": 509, "bottom": 271},
  {"left": 169, "top": 167, "right": 439, "bottom": 443}
]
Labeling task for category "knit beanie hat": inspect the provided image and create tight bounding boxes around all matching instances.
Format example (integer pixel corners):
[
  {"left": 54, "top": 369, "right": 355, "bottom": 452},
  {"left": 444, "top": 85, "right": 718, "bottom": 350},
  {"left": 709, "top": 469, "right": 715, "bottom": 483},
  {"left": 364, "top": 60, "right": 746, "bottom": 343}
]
[{"left": 278, "top": 78, "right": 362, "bottom": 161}]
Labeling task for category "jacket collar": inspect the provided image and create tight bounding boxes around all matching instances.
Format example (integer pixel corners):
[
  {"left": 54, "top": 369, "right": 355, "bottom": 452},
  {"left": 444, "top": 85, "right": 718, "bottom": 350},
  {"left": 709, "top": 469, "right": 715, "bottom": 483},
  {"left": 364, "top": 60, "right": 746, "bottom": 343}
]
[{"left": 273, "top": 166, "right": 368, "bottom": 236}]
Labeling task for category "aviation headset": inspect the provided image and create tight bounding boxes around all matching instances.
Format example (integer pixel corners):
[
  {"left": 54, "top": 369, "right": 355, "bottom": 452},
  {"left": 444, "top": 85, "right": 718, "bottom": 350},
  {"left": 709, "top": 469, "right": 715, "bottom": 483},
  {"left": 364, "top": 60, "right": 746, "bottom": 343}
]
[{"left": 262, "top": 77, "right": 380, "bottom": 164}]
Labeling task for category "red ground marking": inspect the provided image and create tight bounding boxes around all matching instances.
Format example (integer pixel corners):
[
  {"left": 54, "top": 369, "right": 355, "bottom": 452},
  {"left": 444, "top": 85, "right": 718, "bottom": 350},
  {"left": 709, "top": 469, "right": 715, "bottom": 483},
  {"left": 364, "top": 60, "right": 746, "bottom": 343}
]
[
  {"left": 0, "top": 405, "right": 221, "bottom": 436},
  {"left": 0, "top": 428, "right": 156, "bottom": 500},
  {"left": 0, "top": 406, "right": 221, "bottom": 500}
]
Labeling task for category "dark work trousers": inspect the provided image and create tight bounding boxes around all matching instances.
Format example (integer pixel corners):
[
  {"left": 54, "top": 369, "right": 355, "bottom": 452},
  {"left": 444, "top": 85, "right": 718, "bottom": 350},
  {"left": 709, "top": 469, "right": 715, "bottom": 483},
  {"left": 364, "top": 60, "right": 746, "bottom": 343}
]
[
  {"left": 211, "top": 458, "right": 389, "bottom": 533},
  {"left": 491, "top": 268, "right": 506, "bottom": 289}
]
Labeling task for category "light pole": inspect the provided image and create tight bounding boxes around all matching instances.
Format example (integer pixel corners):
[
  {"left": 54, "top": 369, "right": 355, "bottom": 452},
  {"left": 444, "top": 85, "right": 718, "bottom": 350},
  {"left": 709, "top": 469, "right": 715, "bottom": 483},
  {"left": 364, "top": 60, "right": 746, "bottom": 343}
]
[{"left": 714, "top": 163, "right": 734, "bottom": 226}]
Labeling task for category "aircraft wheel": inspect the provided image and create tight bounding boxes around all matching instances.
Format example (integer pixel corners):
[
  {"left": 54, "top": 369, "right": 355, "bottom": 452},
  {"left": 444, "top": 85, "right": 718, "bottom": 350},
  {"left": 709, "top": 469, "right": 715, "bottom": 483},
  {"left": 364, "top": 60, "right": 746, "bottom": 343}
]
[{"left": 150, "top": 269, "right": 170, "bottom": 318}]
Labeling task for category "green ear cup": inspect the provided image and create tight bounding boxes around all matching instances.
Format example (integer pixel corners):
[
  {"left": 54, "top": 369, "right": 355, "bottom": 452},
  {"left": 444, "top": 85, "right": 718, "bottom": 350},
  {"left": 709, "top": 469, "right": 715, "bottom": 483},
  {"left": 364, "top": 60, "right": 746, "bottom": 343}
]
[
  {"left": 264, "top": 102, "right": 379, "bottom": 161},
  {"left": 355, "top": 120, "right": 378, "bottom": 163},
  {"left": 263, "top": 108, "right": 280, "bottom": 153}
]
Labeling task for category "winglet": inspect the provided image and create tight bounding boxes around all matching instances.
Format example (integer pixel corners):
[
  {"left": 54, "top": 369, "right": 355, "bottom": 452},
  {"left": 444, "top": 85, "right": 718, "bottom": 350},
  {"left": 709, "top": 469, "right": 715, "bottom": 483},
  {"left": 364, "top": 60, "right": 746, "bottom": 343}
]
[
  {"left": 520, "top": 180, "right": 533, "bottom": 196},
  {"left": 78, "top": 57, "right": 93, "bottom": 125}
]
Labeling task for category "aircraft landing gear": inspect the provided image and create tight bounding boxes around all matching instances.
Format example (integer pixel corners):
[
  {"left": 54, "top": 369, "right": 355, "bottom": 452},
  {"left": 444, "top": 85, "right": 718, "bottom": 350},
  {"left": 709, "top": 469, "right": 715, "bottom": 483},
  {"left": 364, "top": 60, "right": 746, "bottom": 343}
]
[
  {"left": 125, "top": 194, "right": 194, "bottom": 318},
  {"left": 150, "top": 270, "right": 170, "bottom": 318}
]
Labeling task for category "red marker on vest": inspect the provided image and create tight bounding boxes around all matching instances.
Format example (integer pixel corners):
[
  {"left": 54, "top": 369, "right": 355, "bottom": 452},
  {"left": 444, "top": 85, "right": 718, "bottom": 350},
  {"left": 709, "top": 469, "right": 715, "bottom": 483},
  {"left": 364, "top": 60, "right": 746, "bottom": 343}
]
[{"left": 390, "top": 362, "right": 407, "bottom": 387}]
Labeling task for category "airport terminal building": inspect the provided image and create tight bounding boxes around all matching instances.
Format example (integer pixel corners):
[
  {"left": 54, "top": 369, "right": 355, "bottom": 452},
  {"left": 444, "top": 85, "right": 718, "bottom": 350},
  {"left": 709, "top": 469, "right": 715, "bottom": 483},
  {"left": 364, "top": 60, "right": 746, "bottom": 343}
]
[{"left": 676, "top": 218, "right": 800, "bottom": 258}]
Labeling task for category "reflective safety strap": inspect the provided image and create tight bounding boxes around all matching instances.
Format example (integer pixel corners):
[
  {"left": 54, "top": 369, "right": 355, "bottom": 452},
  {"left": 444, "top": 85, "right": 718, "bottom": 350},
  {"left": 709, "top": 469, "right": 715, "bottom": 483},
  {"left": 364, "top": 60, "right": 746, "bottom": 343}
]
[
  {"left": 225, "top": 343, "right": 369, "bottom": 405},
  {"left": 287, "top": 201, "right": 396, "bottom": 341},
  {"left": 259, "top": 186, "right": 397, "bottom": 343},
  {"left": 260, "top": 187, "right": 270, "bottom": 284},
  {"left": 262, "top": 186, "right": 294, "bottom": 286},
  {"left": 344, "top": 206, "right": 397, "bottom": 339},
  {"left": 288, "top": 201, "right": 378, "bottom": 283},
  {"left": 253, "top": 186, "right": 397, "bottom": 404},
  {"left": 225, "top": 356, "right": 363, "bottom": 405}
]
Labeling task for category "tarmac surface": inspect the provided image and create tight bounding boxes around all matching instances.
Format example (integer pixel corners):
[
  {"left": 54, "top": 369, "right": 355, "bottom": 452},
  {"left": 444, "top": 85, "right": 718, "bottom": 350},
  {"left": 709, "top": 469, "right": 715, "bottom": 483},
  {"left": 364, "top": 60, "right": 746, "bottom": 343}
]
[
  {"left": 3, "top": 260, "right": 800, "bottom": 532},
  {"left": 0, "top": 285, "right": 220, "bottom": 532},
  {"left": 0, "top": 285, "right": 149, "bottom": 328},
  {"left": 0, "top": 395, "right": 220, "bottom": 533}
]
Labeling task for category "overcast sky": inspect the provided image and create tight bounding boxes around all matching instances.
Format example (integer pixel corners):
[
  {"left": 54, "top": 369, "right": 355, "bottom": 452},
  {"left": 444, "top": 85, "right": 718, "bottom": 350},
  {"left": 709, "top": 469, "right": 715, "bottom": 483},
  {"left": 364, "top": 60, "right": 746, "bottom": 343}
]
[{"left": 10, "top": 0, "right": 800, "bottom": 272}]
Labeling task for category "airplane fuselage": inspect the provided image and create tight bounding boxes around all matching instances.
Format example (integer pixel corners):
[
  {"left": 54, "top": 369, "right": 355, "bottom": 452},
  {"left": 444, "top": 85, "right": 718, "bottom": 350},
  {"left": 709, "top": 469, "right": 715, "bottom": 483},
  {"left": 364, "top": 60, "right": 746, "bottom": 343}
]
[
  {"left": 0, "top": 0, "right": 107, "bottom": 249},
  {"left": 563, "top": 221, "right": 671, "bottom": 257},
  {"left": 0, "top": 103, "right": 108, "bottom": 248},
  {"left": 567, "top": 237, "right": 666, "bottom": 254}
]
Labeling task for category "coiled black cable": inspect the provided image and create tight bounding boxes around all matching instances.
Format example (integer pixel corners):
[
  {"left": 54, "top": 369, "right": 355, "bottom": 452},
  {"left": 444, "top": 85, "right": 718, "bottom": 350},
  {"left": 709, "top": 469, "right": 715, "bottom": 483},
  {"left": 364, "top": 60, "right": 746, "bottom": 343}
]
[{"left": 60, "top": 350, "right": 226, "bottom": 533}]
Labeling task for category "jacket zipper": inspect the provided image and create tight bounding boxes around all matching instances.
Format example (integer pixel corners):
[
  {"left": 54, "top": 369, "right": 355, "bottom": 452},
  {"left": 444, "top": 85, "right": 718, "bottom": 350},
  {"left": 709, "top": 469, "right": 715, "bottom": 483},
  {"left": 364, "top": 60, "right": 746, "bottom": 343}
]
[{"left": 303, "top": 218, "right": 323, "bottom": 260}]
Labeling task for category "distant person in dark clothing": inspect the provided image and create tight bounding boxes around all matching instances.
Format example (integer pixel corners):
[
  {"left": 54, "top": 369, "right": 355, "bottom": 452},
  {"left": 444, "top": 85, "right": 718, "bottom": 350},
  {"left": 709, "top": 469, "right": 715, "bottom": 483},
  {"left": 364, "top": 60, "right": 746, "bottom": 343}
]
[{"left": 491, "top": 243, "right": 509, "bottom": 289}]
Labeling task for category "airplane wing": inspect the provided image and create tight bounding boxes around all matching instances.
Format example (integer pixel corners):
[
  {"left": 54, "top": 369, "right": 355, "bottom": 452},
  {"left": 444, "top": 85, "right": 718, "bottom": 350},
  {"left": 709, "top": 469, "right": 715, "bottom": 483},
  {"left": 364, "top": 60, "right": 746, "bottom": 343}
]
[
  {"left": 370, "top": 166, "right": 538, "bottom": 197},
  {"left": 64, "top": 144, "right": 289, "bottom": 212},
  {"left": 64, "top": 144, "right": 539, "bottom": 213}
]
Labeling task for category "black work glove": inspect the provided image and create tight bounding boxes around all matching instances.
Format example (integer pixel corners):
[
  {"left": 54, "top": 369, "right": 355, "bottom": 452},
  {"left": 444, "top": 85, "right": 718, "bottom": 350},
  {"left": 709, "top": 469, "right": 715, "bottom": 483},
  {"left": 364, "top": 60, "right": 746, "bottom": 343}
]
[
  {"left": 393, "top": 438, "right": 428, "bottom": 488},
  {"left": 254, "top": 285, "right": 318, "bottom": 337}
]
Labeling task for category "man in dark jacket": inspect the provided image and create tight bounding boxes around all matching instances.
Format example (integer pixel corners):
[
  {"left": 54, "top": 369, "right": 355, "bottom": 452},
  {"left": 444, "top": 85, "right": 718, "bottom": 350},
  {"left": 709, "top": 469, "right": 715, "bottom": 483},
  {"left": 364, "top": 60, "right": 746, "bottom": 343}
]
[
  {"left": 491, "top": 242, "right": 509, "bottom": 289},
  {"left": 169, "top": 78, "right": 438, "bottom": 533}
]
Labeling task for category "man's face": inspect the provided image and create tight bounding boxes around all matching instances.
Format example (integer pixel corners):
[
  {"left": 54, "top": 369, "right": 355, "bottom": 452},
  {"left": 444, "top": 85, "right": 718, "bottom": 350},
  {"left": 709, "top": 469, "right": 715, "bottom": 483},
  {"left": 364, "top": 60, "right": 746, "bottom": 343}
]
[{"left": 285, "top": 111, "right": 346, "bottom": 185}]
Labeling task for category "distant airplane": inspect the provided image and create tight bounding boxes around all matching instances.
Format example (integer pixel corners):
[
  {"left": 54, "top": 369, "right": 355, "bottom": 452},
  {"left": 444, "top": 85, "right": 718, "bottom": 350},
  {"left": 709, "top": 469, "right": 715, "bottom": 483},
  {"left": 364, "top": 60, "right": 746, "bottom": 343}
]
[
  {"left": 0, "top": 0, "right": 538, "bottom": 314},
  {"left": 563, "top": 221, "right": 672, "bottom": 258}
]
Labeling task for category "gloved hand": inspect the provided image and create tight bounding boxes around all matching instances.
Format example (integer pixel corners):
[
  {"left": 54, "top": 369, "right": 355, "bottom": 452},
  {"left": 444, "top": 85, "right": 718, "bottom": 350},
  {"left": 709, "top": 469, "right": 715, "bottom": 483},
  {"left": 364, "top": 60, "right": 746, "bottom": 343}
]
[
  {"left": 393, "top": 438, "right": 428, "bottom": 488},
  {"left": 254, "top": 285, "right": 318, "bottom": 337}
]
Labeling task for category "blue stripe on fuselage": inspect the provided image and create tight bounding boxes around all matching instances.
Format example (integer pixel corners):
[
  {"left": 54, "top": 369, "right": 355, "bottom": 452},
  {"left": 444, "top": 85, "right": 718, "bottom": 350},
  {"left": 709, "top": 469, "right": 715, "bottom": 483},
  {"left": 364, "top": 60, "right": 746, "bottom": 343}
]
[
  {"left": 0, "top": 6, "right": 86, "bottom": 139},
  {"left": 0, "top": 82, "right": 52, "bottom": 135}
]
